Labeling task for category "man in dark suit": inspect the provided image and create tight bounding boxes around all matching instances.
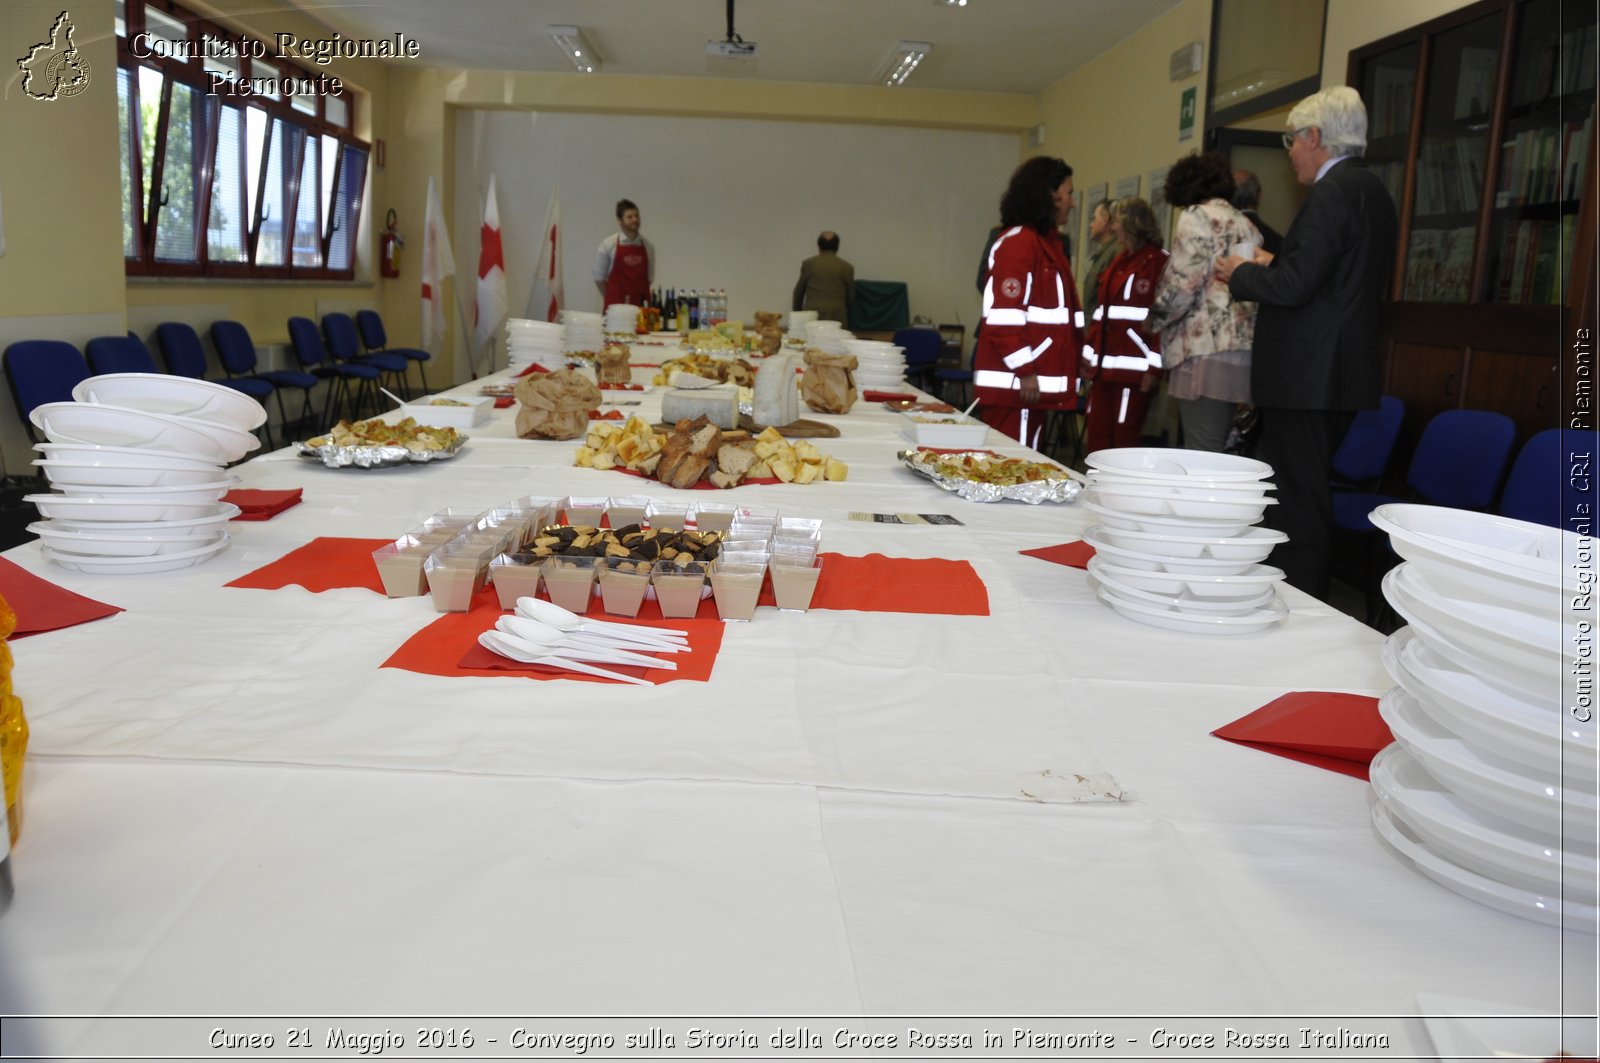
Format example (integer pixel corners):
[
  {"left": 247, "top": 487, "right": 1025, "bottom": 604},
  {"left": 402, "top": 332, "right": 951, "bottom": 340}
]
[
  {"left": 1230, "top": 169, "right": 1284, "bottom": 256},
  {"left": 1216, "top": 86, "right": 1398, "bottom": 601},
  {"left": 792, "top": 231, "right": 855, "bottom": 327}
]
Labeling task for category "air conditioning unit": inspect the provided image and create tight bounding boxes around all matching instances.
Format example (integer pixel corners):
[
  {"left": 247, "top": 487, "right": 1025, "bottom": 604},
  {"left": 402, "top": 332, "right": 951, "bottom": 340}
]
[{"left": 1170, "top": 41, "right": 1203, "bottom": 81}]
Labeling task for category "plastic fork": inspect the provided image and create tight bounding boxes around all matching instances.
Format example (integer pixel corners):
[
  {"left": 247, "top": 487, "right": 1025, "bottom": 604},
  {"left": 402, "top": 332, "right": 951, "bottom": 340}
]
[
  {"left": 514, "top": 597, "right": 689, "bottom": 647},
  {"left": 477, "top": 631, "right": 653, "bottom": 686},
  {"left": 496, "top": 616, "right": 677, "bottom": 670}
]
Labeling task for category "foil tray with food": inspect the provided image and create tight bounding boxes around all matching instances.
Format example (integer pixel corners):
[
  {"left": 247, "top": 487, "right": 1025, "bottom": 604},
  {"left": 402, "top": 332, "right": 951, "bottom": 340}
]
[
  {"left": 897, "top": 448, "right": 1082, "bottom": 504},
  {"left": 296, "top": 417, "right": 467, "bottom": 469}
]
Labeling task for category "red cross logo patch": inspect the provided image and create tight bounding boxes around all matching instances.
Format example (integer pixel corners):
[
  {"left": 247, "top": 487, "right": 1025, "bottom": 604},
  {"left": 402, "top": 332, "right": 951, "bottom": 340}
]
[
  {"left": 1135, "top": 278, "right": 1151, "bottom": 295},
  {"left": 1000, "top": 276, "right": 1023, "bottom": 299}
]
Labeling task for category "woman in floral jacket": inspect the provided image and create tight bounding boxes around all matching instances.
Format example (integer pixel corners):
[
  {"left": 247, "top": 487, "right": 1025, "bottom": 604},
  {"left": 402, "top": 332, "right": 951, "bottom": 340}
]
[{"left": 1146, "top": 152, "right": 1262, "bottom": 452}]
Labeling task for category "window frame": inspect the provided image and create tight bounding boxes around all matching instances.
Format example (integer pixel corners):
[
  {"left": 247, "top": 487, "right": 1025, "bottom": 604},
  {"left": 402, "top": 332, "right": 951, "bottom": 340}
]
[{"left": 119, "top": 0, "right": 369, "bottom": 281}]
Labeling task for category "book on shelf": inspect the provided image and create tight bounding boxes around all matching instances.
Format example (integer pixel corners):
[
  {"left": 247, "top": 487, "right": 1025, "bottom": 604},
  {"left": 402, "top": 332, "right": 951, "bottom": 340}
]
[
  {"left": 1454, "top": 47, "right": 1499, "bottom": 120},
  {"left": 1370, "top": 64, "right": 1414, "bottom": 139},
  {"left": 1529, "top": 221, "right": 1560, "bottom": 304}
]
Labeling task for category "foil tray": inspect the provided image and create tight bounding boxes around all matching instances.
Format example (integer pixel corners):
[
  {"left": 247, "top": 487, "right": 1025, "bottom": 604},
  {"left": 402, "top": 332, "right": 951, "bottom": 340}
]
[
  {"left": 897, "top": 448, "right": 1082, "bottom": 504},
  {"left": 295, "top": 433, "right": 468, "bottom": 469}
]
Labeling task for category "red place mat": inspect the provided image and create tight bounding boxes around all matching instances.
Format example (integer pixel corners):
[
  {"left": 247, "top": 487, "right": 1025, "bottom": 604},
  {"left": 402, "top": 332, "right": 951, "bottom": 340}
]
[
  {"left": 800, "top": 553, "right": 988, "bottom": 615},
  {"left": 224, "top": 488, "right": 303, "bottom": 521},
  {"left": 225, "top": 536, "right": 389, "bottom": 594},
  {"left": 1020, "top": 540, "right": 1095, "bottom": 569},
  {"left": 1213, "top": 691, "right": 1391, "bottom": 780},
  {"left": 0, "top": 557, "right": 123, "bottom": 637},
  {"left": 382, "top": 584, "right": 724, "bottom": 685}
]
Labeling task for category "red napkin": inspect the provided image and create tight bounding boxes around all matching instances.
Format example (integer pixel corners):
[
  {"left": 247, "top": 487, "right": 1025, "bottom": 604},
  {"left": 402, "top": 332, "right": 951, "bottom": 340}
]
[
  {"left": 863, "top": 390, "right": 918, "bottom": 403},
  {"left": 1020, "top": 540, "right": 1095, "bottom": 569},
  {"left": 516, "top": 364, "right": 551, "bottom": 377},
  {"left": 226, "top": 537, "right": 389, "bottom": 594},
  {"left": 0, "top": 557, "right": 123, "bottom": 637},
  {"left": 790, "top": 553, "right": 988, "bottom": 616},
  {"left": 598, "top": 383, "right": 644, "bottom": 391},
  {"left": 223, "top": 488, "right": 303, "bottom": 521},
  {"left": 493, "top": 396, "right": 515, "bottom": 409},
  {"left": 381, "top": 584, "right": 725, "bottom": 685},
  {"left": 1213, "top": 691, "right": 1391, "bottom": 780}
]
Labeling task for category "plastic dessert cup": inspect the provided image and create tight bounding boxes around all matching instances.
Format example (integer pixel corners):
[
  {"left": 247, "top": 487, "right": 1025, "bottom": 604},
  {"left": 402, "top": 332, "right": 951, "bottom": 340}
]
[
  {"left": 710, "top": 561, "right": 766, "bottom": 622},
  {"left": 564, "top": 496, "right": 608, "bottom": 529},
  {"left": 598, "top": 557, "right": 653, "bottom": 618},
  {"left": 771, "top": 556, "right": 823, "bottom": 612},
  {"left": 691, "top": 503, "right": 736, "bottom": 534},
  {"left": 424, "top": 548, "right": 487, "bottom": 613},
  {"left": 372, "top": 538, "right": 430, "bottom": 598},
  {"left": 541, "top": 556, "right": 598, "bottom": 615},
  {"left": 652, "top": 560, "right": 709, "bottom": 619},
  {"left": 606, "top": 496, "right": 650, "bottom": 530},
  {"left": 490, "top": 553, "right": 545, "bottom": 610},
  {"left": 647, "top": 501, "right": 690, "bottom": 532}
]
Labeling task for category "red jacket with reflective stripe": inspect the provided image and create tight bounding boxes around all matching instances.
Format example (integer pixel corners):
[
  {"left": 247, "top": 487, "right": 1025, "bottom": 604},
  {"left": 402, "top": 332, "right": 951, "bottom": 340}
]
[
  {"left": 1086, "top": 243, "right": 1167, "bottom": 385},
  {"left": 973, "top": 226, "right": 1082, "bottom": 410}
]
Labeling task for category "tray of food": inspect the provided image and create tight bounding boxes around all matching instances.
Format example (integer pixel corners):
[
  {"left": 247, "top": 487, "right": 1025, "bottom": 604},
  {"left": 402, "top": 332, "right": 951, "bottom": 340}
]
[
  {"left": 897, "top": 449, "right": 1082, "bottom": 504},
  {"left": 297, "top": 417, "right": 467, "bottom": 468}
]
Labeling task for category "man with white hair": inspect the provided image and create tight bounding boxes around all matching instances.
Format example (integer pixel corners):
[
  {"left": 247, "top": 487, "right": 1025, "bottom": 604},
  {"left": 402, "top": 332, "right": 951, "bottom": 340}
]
[{"left": 1215, "top": 86, "right": 1397, "bottom": 601}]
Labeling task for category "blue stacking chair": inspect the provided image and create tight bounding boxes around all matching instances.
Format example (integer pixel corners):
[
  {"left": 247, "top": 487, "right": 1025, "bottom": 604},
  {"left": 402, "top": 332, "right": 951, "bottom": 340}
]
[
  {"left": 1497, "top": 428, "right": 1564, "bottom": 530},
  {"left": 86, "top": 334, "right": 161, "bottom": 376},
  {"left": 322, "top": 312, "right": 410, "bottom": 400},
  {"left": 210, "top": 320, "right": 319, "bottom": 438},
  {"left": 288, "top": 315, "right": 378, "bottom": 424},
  {"left": 4, "top": 340, "right": 91, "bottom": 444},
  {"left": 893, "top": 327, "right": 941, "bottom": 394},
  {"left": 1331, "top": 395, "right": 1405, "bottom": 491},
  {"left": 155, "top": 322, "right": 276, "bottom": 449},
  {"left": 355, "top": 309, "right": 430, "bottom": 394}
]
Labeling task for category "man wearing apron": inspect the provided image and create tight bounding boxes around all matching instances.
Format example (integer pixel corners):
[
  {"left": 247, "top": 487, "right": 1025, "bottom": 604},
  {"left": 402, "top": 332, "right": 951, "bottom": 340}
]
[{"left": 593, "top": 198, "right": 655, "bottom": 307}]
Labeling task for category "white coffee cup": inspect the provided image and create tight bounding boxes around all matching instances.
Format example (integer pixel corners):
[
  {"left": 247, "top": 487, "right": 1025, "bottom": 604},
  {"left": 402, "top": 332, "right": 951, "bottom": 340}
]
[{"left": 1231, "top": 241, "right": 1260, "bottom": 260}]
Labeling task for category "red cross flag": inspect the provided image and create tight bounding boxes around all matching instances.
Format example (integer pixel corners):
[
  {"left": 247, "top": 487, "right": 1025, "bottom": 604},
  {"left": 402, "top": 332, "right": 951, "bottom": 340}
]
[
  {"left": 474, "top": 173, "right": 508, "bottom": 352},
  {"left": 528, "top": 190, "right": 563, "bottom": 322},
  {"left": 419, "top": 176, "right": 456, "bottom": 349}
]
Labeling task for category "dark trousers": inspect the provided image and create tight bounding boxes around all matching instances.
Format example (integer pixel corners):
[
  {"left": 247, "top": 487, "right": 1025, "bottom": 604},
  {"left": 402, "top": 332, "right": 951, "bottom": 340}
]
[{"left": 1256, "top": 407, "right": 1353, "bottom": 602}]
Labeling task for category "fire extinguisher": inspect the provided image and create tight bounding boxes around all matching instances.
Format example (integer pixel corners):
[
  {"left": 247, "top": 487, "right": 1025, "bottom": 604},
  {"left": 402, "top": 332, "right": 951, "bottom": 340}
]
[{"left": 379, "top": 208, "right": 403, "bottom": 278}]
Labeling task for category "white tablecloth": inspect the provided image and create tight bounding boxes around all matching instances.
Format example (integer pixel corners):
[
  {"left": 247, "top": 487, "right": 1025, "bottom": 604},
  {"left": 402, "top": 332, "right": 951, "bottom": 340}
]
[{"left": 0, "top": 367, "right": 1590, "bottom": 1058}]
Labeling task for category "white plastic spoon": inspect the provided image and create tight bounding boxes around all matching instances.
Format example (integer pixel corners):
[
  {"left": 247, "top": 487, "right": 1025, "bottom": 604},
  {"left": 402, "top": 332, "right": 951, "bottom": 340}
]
[
  {"left": 515, "top": 597, "right": 689, "bottom": 645},
  {"left": 496, "top": 616, "right": 677, "bottom": 670},
  {"left": 477, "top": 631, "right": 652, "bottom": 686},
  {"left": 509, "top": 604, "right": 688, "bottom": 654}
]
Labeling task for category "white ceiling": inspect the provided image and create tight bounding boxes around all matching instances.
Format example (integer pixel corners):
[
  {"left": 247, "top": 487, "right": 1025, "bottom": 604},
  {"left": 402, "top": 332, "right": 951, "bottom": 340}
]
[{"left": 284, "top": 0, "right": 1186, "bottom": 95}]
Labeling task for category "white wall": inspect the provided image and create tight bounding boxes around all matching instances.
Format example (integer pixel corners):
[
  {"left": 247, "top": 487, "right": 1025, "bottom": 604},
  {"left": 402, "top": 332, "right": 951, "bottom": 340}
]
[{"left": 454, "top": 110, "right": 1018, "bottom": 356}]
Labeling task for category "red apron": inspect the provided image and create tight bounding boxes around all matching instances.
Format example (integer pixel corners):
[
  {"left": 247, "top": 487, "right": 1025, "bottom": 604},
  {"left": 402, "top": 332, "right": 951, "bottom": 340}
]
[{"left": 604, "top": 240, "right": 650, "bottom": 306}]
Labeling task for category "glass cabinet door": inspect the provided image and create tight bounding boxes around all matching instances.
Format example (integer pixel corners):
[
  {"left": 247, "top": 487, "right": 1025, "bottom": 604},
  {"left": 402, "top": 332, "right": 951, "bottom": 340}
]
[
  {"left": 1486, "top": 0, "right": 1597, "bottom": 306},
  {"left": 1402, "top": 11, "right": 1504, "bottom": 303},
  {"left": 1361, "top": 41, "right": 1419, "bottom": 211}
]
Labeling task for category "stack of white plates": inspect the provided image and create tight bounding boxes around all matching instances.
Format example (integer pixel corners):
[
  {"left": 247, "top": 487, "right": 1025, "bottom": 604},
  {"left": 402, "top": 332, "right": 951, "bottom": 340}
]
[
  {"left": 1369, "top": 503, "right": 1597, "bottom": 930},
  {"left": 804, "top": 321, "right": 850, "bottom": 355},
  {"left": 24, "top": 373, "right": 261, "bottom": 573},
  {"left": 843, "top": 340, "right": 907, "bottom": 388},
  {"left": 561, "top": 310, "right": 605, "bottom": 355},
  {"left": 786, "top": 310, "right": 817, "bottom": 340},
  {"left": 505, "top": 318, "right": 566, "bottom": 372},
  {"left": 1081, "top": 448, "right": 1288, "bottom": 634},
  {"left": 604, "top": 304, "right": 641, "bottom": 335}
]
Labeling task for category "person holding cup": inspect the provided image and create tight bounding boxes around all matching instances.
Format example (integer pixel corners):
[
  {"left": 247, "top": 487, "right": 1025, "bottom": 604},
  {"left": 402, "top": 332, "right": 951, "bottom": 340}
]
[{"left": 1146, "top": 151, "right": 1263, "bottom": 453}]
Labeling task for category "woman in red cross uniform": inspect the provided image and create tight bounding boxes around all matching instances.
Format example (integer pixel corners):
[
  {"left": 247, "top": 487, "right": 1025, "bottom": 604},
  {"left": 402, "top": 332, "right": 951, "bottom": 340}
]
[
  {"left": 973, "top": 156, "right": 1083, "bottom": 451},
  {"left": 1082, "top": 197, "right": 1168, "bottom": 454}
]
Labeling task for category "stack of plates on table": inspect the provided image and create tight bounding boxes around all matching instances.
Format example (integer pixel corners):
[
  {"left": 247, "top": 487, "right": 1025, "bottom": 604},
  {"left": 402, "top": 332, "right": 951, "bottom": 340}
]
[
  {"left": 603, "top": 304, "right": 641, "bottom": 335},
  {"left": 24, "top": 373, "right": 261, "bottom": 573},
  {"left": 804, "top": 320, "right": 850, "bottom": 355},
  {"left": 786, "top": 310, "right": 817, "bottom": 341},
  {"left": 561, "top": 309, "right": 604, "bottom": 355},
  {"left": 1368, "top": 503, "right": 1597, "bottom": 931},
  {"left": 843, "top": 339, "right": 907, "bottom": 388},
  {"left": 505, "top": 318, "right": 566, "bottom": 372},
  {"left": 1080, "top": 447, "right": 1289, "bottom": 635}
]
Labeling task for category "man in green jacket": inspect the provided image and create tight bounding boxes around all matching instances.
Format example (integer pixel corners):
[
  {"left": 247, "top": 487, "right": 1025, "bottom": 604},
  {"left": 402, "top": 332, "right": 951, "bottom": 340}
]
[{"left": 792, "top": 232, "right": 855, "bottom": 326}]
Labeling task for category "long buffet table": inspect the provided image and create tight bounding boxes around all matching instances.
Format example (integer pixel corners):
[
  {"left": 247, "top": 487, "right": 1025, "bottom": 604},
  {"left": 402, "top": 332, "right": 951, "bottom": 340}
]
[{"left": 0, "top": 356, "right": 1589, "bottom": 1059}]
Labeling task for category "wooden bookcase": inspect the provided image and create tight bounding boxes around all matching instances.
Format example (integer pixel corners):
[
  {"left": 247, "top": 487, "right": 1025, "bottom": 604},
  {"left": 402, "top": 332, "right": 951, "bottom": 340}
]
[{"left": 1350, "top": 0, "right": 1595, "bottom": 452}]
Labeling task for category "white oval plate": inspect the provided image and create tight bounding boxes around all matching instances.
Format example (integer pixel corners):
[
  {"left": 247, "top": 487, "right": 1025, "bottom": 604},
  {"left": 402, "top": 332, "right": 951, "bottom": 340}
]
[
  {"left": 1086, "top": 521, "right": 1286, "bottom": 562},
  {"left": 1384, "top": 563, "right": 1574, "bottom": 675},
  {"left": 1088, "top": 554, "right": 1282, "bottom": 603},
  {"left": 1080, "top": 492, "right": 1259, "bottom": 534},
  {"left": 1086, "top": 563, "right": 1276, "bottom": 615},
  {"left": 25, "top": 493, "right": 233, "bottom": 523},
  {"left": 1086, "top": 480, "right": 1278, "bottom": 522},
  {"left": 1090, "top": 469, "right": 1277, "bottom": 493},
  {"left": 53, "top": 477, "right": 237, "bottom": 503},
  {"left": 41, "top": 533, "right": 231, "bottom": 574},
  {"left": 33, "top": 441, "right": 222, "bottom": 470},
  {"left": 31, "top": 402, "right": 231, "bottom": 458},
  {"left": 1371, "top": 799, "right": 1596, "bottom": 932},
  {"left": 1082, "top": 529, "right": 1267, "bottom": 576},
  {"left": 34, "top": 460, "right": 224, "bottom": 488},
  {"left": 73, "top": 373, "right": 267, "bottom": 430},
  {"left": 29, "top": 522, "right": 228, "bottom": 557},
  {"left": 1094, "top": 582, "right": 1288, "bottom": 635},
  {"left": 43, "top": 503, "right": 241, "bottom": 534},
  {"left": 1372, "top": 745, "right": 1597, "bottom": 902},
  {"left": 1087, "top": 447, "right": 1274, "bottom": 482},
  {"left": 1378, "top": 686, "right": 1596, "bottom": 836}
]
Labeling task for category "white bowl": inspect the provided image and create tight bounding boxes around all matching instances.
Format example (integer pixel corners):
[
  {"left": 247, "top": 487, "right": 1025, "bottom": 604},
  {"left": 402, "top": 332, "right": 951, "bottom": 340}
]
[
  {"left": 1081, "top": 532, "right": 1267, "bottom": 577},
  {"left": 1371, "top": 798, "right": 1596, "bottom": 932},
  {"left": 1087, "top": 560, "right": 1277, "bottom": 615},
  {"left": 42, "top": 504, "right": 240, "bottom": 534},
  {"left": 1378, "top": 685, "right": 1597, "bottom": 836},
  {"left": 31, "top": 402, "right": 233, "bottom": 458},
  {"left": 1086, "top": 521, "right": 1286, "bottom": 563},
  {"left": 33, "top": 442, "right": 221, "bottom": 470},
  {"left": 1080, "top": 496, "right": 1255, "bottom": 538},
  {"left": 1383, "top": 563, "right": 1576, "bottom": 681},
  {"left": 1371, "top": 745, "right": 1597, "bottom": 902},
  {"left": 34, "top": 460, "right": 225, "bottom": 488},
  {"left": 1087, "top": 447, "right": 1274, "bottom": 482},
  {"left": 41, "top": 534, "right": 231, "bottom": 574},
  {"left": 1082, "top": 483, "right": 1277, "bottom": 523},
  {"left": 73, "top": 373, "right": 267, "bottom": 430},
  {"left": 53, "top": 478, "right": 237, "bottom": 504},
  {"left": 28, "top": 522, "right": 229, "bottom": 557},
  {"left": 25, "top": 493, "right": 235, "bottom": 524},
  {"left": 1094, "top": 582, "right": 1288, "bottom": 634},
  {"left": 1371, "top": 503, "right": 1574, "bottom": 612},
  {"left": 1087, "top": 554, "right": 1285, "bottom": 599},
  {"left": 1383, "top": 627, "right": 1594, "bottom": 780}
]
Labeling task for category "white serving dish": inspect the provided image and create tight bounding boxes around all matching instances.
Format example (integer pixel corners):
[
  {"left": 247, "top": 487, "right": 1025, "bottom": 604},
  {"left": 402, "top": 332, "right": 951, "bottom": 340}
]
[
  {"left": 41, "top": 534, "right": 231, "bottom": 574},
  {"left": 1371, "top": 745, "right": 1597, "bottom": 902},
  {"left": 1087, "top": 560, "right": 1277, "bottom": 615},
  {"left": 34, "top": 459, "right": 224, "bottom": 488},
  {"left": 73, "top": 373, "right": 267, "bottom": 430},
  {"left": 1087, "top": 447, "right": 1274, "bottom": 482},
  {"left": 1094, "top": 582, "right": 1288, "bottom": 634},
  {"left": 1080, "top": 496, "right": 1255, "bottom": 538},
  {"left": 1081, "top": 532, "right": 1265, "bottom": 576},
  {"left": 42, "top": 504, "right": 240, "bottom": 534},
  {"left": 33, "top": 442, "right": 222, "bottom": 470},
  {"left": 1378, "top": 686, "right": 1597, "bottom": 836},
  {"left": 1087, "top": 554, "right": 1284, "bottom": 599},
  {"left": 1081, "top": 483, "right": 1276, "bottom": 523},
  {"left": 399, "top": 394, "right": 494, "bottom": 429},
  {"left": 1085, "top": 521, "right": 1286, "bottom": 563},
  {"left": 31, "top": 402, "right": 234, "bottom": 459},
  {"left": 1090, "top": 469, "right": 1277, "bottom": 493},
  {"left": 1383, "top": 563, "right": 1575, "bottom": 681},
  {"left": 898, "top": 414, "right": 989, "bottom": 449},
  {"left": 25, "top": 493, "right": 233, "bottom": 524},
  {"left": 1371, "top": 503, "right": 1574, "bottom": 612},
  {"left": 28, "top": 522, "right": 228, "bottom": 557},
  {"left": 1383, "top": 626, "right": 1595, "bottom": 781},
  {"left": 55, "top": 477, "right": 238, "bottom": 504}
]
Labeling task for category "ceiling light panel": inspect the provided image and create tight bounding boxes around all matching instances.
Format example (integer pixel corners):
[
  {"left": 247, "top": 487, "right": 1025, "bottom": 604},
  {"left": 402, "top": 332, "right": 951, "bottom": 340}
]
[
  {"left": 877, "top": 41, "right": 931, "bottom": 87},
  {"left": 548, "top": 25, "right": 599, "bottom": 74}
]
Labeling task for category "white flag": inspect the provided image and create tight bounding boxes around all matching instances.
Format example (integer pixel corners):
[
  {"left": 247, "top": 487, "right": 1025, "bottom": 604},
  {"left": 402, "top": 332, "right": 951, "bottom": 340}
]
[
  {"left": 474, "top": 173, "right": 508, "bottom": 352},
  {"left": 420, "top": 175, "right": 455, "bottom": 349},
  {"left": 527, "top": 189, "right": 563, "bottom": 322}
]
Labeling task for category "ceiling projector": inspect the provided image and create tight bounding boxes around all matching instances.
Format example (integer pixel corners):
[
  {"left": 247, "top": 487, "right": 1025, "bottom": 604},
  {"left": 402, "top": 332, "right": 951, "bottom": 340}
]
[{"left": 706, "top": 39, "right": 758, "bottom": 59}]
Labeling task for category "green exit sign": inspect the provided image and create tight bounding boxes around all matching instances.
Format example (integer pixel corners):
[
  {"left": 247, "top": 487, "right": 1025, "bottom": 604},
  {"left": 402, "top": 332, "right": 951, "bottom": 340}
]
[{"left": 1179, "top": 86, "right": 1196, "bottom": 141}]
